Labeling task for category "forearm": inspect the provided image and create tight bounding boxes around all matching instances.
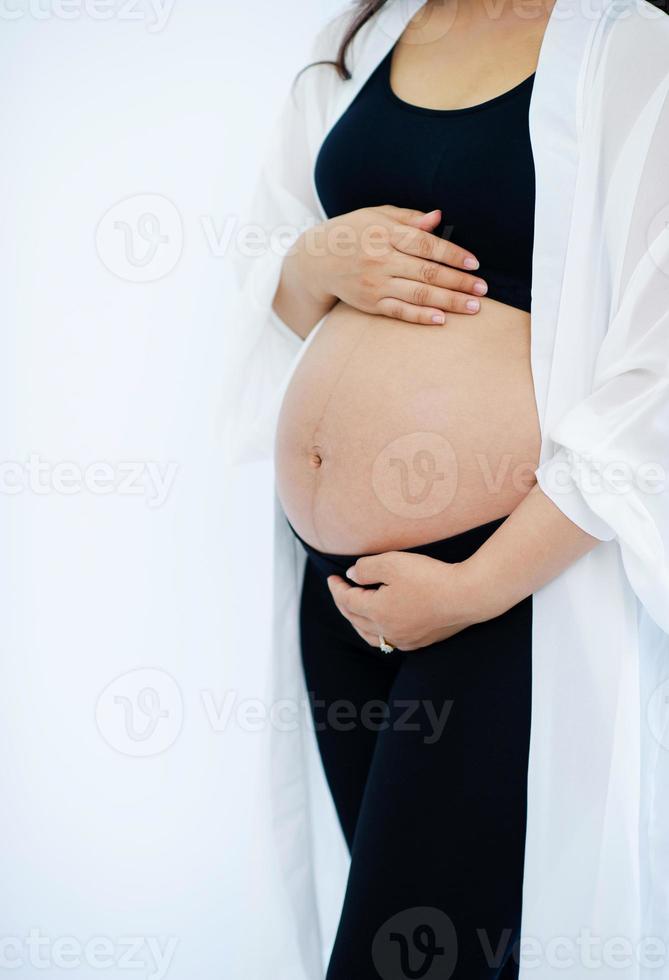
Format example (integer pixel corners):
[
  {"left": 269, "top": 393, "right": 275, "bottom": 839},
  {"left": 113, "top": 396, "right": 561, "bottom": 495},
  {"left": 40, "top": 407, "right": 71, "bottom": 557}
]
[
  {"left": 271, "top": 232, "right": 337, "bottom": 341},
  {"left": 462, "top": 482, "right": 602, "bottom": 622}
]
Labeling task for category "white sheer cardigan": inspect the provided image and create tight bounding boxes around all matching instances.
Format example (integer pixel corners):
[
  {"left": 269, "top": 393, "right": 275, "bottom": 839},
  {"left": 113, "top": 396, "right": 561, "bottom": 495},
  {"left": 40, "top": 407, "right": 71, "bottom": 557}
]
[{"left": 222, "top": 0, "right": 669, "bottom": 976}]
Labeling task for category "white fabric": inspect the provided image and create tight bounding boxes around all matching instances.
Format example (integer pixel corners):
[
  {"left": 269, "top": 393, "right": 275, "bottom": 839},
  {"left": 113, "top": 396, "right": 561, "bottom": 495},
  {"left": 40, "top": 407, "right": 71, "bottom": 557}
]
[{"left": 222, "top": 1, "right": 669, "bottom": 976}]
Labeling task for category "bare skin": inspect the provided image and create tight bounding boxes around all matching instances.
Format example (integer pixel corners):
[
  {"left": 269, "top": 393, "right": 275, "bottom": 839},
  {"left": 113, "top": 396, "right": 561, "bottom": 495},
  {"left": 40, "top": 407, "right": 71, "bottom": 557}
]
[
  {"left": 273, "top": 0, "right": 600, "bottom": 650},
  {"left": 273, "top": 204, "right": 487, "bottom": 340},
  {"left": 275, "top": 297, "right": 541, "bottom": 553},
  {"left": 328, "top": 484, "right": 598, "bottom": 651}
]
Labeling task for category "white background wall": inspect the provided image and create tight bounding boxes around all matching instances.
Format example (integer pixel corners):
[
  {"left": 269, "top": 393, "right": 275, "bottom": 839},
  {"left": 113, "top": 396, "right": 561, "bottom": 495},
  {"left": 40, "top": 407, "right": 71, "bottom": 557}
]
[{"left": 0, "top": 1, "right": 342, "bottom": 976}]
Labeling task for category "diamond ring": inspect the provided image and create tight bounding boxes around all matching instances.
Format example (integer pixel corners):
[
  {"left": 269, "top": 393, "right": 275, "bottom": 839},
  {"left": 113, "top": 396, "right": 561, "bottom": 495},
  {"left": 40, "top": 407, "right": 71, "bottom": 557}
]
[{"left": 378, "top": 634, "right": 395, "bottom": 654}]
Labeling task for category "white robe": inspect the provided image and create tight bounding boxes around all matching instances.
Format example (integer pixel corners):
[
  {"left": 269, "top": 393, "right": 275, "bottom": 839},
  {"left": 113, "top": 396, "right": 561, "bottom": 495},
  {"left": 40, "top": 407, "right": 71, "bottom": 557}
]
[{"left": 222, "top": 0, "right": 669, "bottom": 976}]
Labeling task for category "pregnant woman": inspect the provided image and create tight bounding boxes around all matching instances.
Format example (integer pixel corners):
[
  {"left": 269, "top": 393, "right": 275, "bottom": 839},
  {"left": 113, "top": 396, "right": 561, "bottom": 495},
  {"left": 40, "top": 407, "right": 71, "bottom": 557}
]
[
  {"left": 273, "top": 4, "right": 549, "bottom": 975},
  {"left": 227, "top": 0, "right": 669, "bottom": 977}
]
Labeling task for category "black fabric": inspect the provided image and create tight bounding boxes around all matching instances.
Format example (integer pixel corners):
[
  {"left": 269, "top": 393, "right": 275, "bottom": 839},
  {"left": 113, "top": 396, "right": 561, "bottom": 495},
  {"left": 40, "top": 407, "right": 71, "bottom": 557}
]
[
  {"left": 292, "top": 517, "right": 532, "bottom": 979},
  {"left": 314, "top": 46, "right": 536, "bottom": 313}
]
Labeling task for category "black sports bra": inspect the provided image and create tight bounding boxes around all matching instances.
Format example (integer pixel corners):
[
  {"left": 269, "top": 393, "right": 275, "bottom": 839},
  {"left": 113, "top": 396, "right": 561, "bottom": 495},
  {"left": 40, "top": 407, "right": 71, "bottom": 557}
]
[{"left": 314, "top": 46, "right": 536, "bottom": 313}]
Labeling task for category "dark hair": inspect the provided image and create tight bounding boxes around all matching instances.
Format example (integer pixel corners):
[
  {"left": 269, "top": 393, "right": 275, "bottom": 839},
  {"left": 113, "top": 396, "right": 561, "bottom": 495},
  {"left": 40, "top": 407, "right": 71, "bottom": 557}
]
[
  {"left": 308, "top": 0, "right": 667, "bottom": 81},
  {"left": 332, "top": 0, "right": 386, "bottom": 79}
]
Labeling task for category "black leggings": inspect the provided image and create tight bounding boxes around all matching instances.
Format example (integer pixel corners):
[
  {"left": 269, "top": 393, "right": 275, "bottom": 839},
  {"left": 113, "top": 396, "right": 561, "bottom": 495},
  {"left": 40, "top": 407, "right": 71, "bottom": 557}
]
[{"left": 293, "top": 516, "right": 532, "bottom": 980}]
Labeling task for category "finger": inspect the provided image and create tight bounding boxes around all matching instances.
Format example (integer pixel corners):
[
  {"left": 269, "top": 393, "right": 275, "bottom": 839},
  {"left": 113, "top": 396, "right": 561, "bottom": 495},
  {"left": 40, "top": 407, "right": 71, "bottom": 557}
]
[
  {"left": 387, "top": 278, "right": 483, "bottom": 315},
  {"left": 327, "top": 578, "right": 396, "bottom": 649},
  {"left": 392, "top": 225, "right": 480, "bottom": 271},
  {"left": 390, "top": 254, "right": 488, "bottom": 297},
  {"left": 342, "top": 605, "right": 381, "bottom": 634},
  {"left": 376, "top": 205, "right": 441, "bottom": 229},
  {"left": 327, "top": 576, "right": 381, "bottom": 618},
  {"left": 327, "top": 574, "right": 363, "bottom": 612},
  {"left": 375, "top": 298, "right": 449, "bottom": 326},
  {"left": 414, "top": 209, "right": 442, "bottom": 231},
  {"left": 327, "top": 586, "right": 374, "bottom": 630},
  {"left": 346, "top": 554, "right": 395, "bottom": 586},
  {"left": 327, "top": 587, "right": 380, "bottom": 639}
]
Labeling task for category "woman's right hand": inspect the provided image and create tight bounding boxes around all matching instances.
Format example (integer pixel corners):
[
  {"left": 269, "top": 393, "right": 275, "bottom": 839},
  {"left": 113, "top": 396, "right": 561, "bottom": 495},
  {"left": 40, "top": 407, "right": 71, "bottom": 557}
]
[{"left": 298, "top": 205, "right": 488, "bottom": 325}]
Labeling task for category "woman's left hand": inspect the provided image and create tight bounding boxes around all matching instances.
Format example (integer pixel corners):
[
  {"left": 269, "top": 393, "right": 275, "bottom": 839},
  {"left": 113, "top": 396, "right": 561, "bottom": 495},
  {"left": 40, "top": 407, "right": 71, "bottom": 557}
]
[{"left": 327, "top": 551, "right": 490, "bottom": 652}]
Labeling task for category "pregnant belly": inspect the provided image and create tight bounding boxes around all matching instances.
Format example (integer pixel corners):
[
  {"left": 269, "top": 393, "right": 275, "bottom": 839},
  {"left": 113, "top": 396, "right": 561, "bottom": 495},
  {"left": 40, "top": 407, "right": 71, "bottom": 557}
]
[{"left": 274, "top": 299, "right": 541, "bottom": 555}]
